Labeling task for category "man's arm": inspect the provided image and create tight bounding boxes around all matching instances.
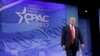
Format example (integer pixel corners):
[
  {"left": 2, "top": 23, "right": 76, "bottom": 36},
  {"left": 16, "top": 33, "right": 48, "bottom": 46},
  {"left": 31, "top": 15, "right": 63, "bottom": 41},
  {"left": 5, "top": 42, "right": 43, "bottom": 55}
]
[{"left": 78, "top": 28, "right": 85, "bottom": 48}]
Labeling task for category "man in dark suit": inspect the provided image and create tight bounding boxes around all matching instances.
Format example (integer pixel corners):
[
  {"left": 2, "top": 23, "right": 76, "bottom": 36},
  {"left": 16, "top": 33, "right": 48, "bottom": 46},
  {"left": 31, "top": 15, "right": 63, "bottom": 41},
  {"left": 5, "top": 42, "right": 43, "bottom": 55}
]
[{"left": 61, "top": 17, "right": 84, "bottom": 56}]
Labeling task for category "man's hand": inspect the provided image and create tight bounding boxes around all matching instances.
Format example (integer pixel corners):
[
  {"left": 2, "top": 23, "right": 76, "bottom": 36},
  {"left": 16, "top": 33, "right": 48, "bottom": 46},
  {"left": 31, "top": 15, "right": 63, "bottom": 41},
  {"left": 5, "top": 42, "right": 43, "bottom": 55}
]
[
  {"left": 81, "top": 44, "right": 85, "bottom": 48},
  {"left": 62, "top": 45, "right": 66, "bottom": 49}
]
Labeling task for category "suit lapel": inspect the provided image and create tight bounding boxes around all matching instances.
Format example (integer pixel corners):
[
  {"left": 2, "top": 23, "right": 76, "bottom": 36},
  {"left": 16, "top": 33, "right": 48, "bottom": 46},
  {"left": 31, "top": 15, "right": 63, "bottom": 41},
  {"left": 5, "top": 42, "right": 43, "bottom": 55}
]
[
  {"left": 66, "top": 25, "right": 71, "bottom": 35},
  {"left": 75, "top": 26, "right": 77, "bottom": 38}
]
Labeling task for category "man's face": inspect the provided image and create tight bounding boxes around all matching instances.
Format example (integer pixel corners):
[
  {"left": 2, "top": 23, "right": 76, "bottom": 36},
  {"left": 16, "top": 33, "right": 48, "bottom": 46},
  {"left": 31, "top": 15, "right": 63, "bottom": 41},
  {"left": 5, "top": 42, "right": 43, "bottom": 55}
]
[{"left": 69, "top": 17, "right": 75, "bottom": 25}]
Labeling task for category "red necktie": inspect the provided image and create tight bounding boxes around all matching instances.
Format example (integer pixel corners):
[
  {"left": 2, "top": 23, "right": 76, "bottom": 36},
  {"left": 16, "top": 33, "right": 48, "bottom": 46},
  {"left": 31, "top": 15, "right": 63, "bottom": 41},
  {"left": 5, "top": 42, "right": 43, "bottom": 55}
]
[{"left": 70, "top": 25, "right": 74, "bottom": 44}]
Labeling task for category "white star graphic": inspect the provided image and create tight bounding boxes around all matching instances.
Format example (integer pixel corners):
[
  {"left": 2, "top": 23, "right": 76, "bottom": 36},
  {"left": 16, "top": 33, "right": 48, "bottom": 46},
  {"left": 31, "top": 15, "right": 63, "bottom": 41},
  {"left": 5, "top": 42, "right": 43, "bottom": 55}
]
[{"left": 16, "top": 7, "right": 30, "bottom": 25}]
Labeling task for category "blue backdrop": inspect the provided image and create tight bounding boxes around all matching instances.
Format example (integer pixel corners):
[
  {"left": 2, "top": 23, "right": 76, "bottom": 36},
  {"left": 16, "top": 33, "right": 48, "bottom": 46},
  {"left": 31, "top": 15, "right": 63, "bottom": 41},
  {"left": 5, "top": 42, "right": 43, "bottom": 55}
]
[
  {"left": 0, "top": 0, "right": 91, "bottom": 56},
  {"left": 79, "top": 19, "right": 92, "bottom": 56}
]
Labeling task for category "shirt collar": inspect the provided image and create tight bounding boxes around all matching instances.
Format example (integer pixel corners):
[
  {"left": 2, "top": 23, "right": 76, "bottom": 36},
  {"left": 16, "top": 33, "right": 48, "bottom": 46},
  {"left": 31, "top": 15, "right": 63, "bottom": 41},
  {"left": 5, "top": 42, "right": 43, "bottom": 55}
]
[{"left": 70, "top": 24, "right": 74, "bottom": 27}]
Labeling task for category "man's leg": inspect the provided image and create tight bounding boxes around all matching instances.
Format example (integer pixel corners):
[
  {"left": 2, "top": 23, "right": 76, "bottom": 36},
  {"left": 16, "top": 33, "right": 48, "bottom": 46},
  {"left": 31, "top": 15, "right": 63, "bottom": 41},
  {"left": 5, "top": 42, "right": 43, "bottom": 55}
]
[
  {"left": 66, "top": 49, "right": 72, "bottom": 56},
  {"left": 70, "top": 43, "right": 77, "bottom": 56}
]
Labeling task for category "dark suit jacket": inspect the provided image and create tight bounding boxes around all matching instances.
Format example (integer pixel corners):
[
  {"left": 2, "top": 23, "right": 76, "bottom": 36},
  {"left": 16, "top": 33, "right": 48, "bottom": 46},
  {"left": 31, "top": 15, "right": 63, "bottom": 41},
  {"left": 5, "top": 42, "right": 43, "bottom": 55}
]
[{"left": 61, "top": 25, "right": 84, "bottom": 51}]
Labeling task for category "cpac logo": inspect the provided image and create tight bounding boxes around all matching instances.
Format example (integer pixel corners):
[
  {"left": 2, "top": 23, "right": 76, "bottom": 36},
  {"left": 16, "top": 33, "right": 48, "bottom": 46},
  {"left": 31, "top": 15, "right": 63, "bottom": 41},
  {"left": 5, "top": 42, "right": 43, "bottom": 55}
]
[{"left": 16, "top": 7, "right": 49, "bottom": 25}]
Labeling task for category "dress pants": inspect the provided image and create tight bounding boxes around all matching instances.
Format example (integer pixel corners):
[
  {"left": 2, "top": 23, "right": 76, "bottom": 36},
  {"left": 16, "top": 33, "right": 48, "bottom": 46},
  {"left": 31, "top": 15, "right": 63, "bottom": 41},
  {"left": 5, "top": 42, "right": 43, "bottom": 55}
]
[{"left": 66, "top": 41, "right": 77, "bottom": 56}]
